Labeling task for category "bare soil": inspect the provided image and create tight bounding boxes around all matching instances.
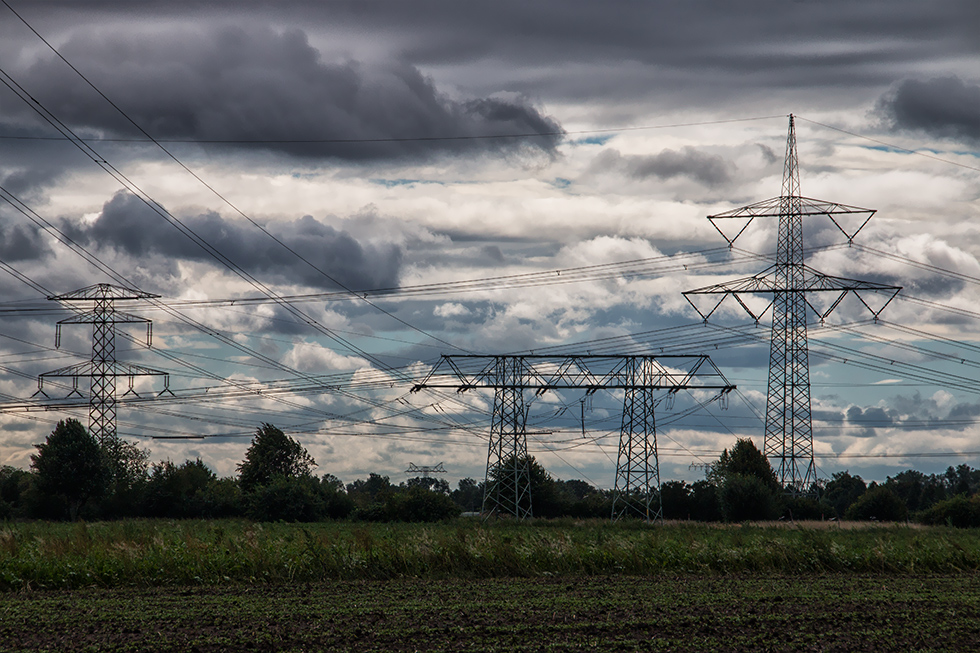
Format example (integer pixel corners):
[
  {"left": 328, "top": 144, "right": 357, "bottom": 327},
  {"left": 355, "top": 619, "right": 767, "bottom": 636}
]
[{"left": 2, "top": 575, "right": 978, "bottom": 652}]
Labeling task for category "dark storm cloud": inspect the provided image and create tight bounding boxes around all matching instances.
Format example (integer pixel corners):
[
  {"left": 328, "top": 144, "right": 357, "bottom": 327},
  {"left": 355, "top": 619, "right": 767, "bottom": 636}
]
[
  {"left": 877, "top": 76, "right": 980, "bottom": 144},
  {"left": 0, "top": 221, "right": 48, "bottom": 262},
  {"left": 6, "top": 0, "right": 975, "bottom": 116},
  {"left": 63, "top": 192, "right": 402, "bottom": 290},
  {"left": 0, "top": 122, "right": 86, "bottom": 199},
  {"left": 593, "top": 148, "right": 734, "bottom": 186},
  {"left": 12, "top": 25, "right": 562, "bottom": 160}
]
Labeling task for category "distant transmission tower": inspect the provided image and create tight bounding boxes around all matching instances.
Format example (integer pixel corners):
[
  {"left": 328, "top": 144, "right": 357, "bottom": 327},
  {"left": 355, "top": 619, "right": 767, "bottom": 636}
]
[
  {"left": 405, "top": 462, "right": 447, "bottom": 478},
  {"left": 37, "top": 284, "right": 169, "bottom": 446},
  {"left": 684, "top": 115, "right": 901, "bottom": 490},
  {"left": 413, "top": 354, "right": 733, "bottom": 520}
]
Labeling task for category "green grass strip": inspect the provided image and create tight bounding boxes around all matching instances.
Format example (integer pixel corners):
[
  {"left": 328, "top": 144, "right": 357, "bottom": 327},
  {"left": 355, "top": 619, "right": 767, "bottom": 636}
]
[{"left": 2, "top": 519, "right": 979, "bottom": 590}]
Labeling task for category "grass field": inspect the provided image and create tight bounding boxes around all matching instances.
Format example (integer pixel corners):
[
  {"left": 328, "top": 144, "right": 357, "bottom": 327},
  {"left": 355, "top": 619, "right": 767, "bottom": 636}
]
[
  {"left": 2, "top": 519, "right": 980, "bottom": 651},
  {"left": 2, "top": 519, "right": 980, "bottom": 590}
]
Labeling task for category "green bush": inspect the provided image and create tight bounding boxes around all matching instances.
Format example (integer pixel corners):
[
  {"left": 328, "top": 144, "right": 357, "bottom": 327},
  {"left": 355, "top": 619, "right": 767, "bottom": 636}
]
[
  {"left": 783, "top": 495, "right": 833, "bottom": 521},
  {"left": 918, "top": 495, "right": 980, "bottom": 528},
  {"left": 388, "top": 487, "right": 461, "bottom": 522},
  {"left": 30, "top": 419, "right": 109, "bottom": 521},
  {"left": 822, "top": 471, "right": 867, "bottom": 518},
  {"left": 247, "top": 475, "right": 325, "bottom": 522},
  {"left": 689, "top": 480, "right": 722, "bottom": 522},
  {"left": 845, "top": 485, "right": 908, "bottom": 522},
  {"left": 720, "top": 474, "right": 781, "bottom": 522},
  {"left": 354, "top": 487, "right": 460, "bottom": 522},
  {"left": 660, "top": 481, "right": 691, "bottom": 520}
]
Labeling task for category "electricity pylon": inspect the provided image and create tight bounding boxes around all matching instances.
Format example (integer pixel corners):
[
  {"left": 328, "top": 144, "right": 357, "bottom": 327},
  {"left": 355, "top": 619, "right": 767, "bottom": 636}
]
[
  {"left": 412, "top": 354, "right": 734, "bottom": 520},
  {"left": 37, "top": 283, "right": 169, "bottom": 446},
  {"left": 684, "top": 115, "right": 901, "bottom": 490},
  {"left": 405, "top": 462, "right": 447, "bottom": 478}
]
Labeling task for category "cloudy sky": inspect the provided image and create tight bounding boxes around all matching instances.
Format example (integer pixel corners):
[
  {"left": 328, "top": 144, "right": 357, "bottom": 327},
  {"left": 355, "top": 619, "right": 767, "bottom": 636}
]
[{"left": 0, "top": 0, "right": 978, "bottom": 489}]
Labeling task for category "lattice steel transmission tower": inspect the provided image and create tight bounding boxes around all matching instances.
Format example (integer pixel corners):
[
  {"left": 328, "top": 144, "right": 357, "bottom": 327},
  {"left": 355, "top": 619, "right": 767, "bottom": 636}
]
[
  {"left": 405, "top": 462, "right": 447, "bottom": 478},
  {"left": 684, "top": 115, "right": 901, "bottom": 490},
  {"left": 413, "top": 354, "right": 734, "bottom": 520},
  {"left": 37, "top": 284, "right": 169, "bottom": 446}
]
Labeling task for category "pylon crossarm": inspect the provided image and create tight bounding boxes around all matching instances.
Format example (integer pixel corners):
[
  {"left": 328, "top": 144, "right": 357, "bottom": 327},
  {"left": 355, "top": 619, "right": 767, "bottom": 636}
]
[
  {"left": 410, "top": 359, "right": 442, "bottom": 392},
  {"left": 855, "top": 288, "right": 902, "bottom": 320},
  {"left": 411, "top": 355, "right": 734, "bottom": 392},
  {"left": 708, "top": 196, "right": 875, "bottom": 221},
  {"left": 827, "top": 211, "right": 875, "bottom": 244},
  {"left": 708, "top": 215, "right": 754, "bottom": 248},
  {"left": 683, "top": 266, "right": 779, "bottom": 294},
  {"left": 682, "top": 292, "right": 720, "bottom": 321},
  {"left": 731, "top": 293, "right": 770, "bottom": 323},
  {"left": 801, "top": 266, "right": 902, "bottom": 293},
  {"left": 804, "top": 292, "right": 848, "bottom": 322},
  {"left": 40, "top": 361, "right": 168, "bottom": 378},
  {"left": 47, "top": 283, "right": 160, "bottom": 302},
  {"left": 57, "top": 310, "right": 150, "bottom": 326}
]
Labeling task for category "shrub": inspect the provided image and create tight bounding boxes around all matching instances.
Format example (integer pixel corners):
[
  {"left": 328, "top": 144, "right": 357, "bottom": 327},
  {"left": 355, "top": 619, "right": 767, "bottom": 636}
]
[
  {"left": 30, "top": 419, "right": 108, "bottom": 520},
  {"left": 247, "top": 475, "right": 325, "bottom": 522},
  {"left": 823, "top": 471, "right": 867, "bottom": 518},
  {"left": 144, "top": 459, "right": 217, "bottom": 518},
  {"left": 689, "top": 480, "right": 722, "bottom": 522},
  {"left": 0, "top": 466, "right": 31, "bottom": 519},
  {"left": 238, "top": 424, "right": 315, "bottom": 493},
  {"left": 451, "top": 478, "right": 484, "bottom": 512},
  {"left": 783, "top": 495, "right": 833, "bottom": 521},
  {"left": 387, "top": 487, "right": 461, "bottom": 522},
  {"left": 720, "top": 474, "right": 781, "bottom": 522},
  {"left": 660, "top": 481, "right": 692, "bottom": 520},
  {"left": 711, "top": 438, "right": 779, "bottom": 492},
  {"left": 845, "top": 485, "right": 908, "bottom": 522},
  {"left": 918, "top": 495, "right": 980, "bottom": 528},
  {"left": 201, "top": 477, "right": 245, "bottom": 518}
]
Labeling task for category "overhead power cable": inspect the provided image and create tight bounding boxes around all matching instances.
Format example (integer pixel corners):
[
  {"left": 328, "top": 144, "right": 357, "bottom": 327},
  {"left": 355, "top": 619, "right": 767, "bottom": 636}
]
[
  {"left": 0, "top": 64, "right": 489, "bottom": 433},
  {"left": 797, "top": 115, "right": 980, "bottom": 173}
]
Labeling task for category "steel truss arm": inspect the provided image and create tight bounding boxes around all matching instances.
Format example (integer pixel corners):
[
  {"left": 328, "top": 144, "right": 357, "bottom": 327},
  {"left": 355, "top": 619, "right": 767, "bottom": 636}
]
[
  {"left": 683, "top": 265, "right": 901, "bottom": 323},
  {"left": 411, "top": 354, "right": 735, "bottom": 393}
]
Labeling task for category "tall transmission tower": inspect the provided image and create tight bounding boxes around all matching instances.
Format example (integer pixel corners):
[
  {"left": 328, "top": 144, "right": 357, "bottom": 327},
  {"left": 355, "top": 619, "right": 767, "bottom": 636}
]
[
  {"left": 37, "top": 283, "right": 169, "bottom": 446},
  {"left": 684, "top": 115, "right": 901, "bottom": 490},
  {"left": 412, "top": 354, "right": 734, "bottom": 520}
]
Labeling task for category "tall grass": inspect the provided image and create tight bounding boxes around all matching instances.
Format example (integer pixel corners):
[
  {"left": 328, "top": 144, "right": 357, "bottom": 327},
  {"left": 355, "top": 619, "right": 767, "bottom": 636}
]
[{"left": 1, "top": 519, "right": 979, "bottom": 590}]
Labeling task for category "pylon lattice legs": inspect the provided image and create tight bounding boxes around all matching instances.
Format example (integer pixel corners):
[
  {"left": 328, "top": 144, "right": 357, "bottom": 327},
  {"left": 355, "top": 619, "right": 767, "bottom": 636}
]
[
  {"left": 89, "top": 296, "right": 117, "bottom": 446},
  {"left": 612, "top": 359, "right": 661, "bottom": 521},
  {"left": 483, "top": 359, "right": 532, "bottom": 519}
]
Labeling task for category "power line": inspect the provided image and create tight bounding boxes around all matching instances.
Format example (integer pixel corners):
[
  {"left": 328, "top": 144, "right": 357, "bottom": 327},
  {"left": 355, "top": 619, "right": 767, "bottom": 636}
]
[{"left": 797, "top": 115, "right": 980, "bottom": 173}]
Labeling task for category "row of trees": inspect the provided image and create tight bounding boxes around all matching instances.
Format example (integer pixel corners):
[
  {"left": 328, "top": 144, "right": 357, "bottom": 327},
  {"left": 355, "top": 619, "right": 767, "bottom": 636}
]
[{"left": 3, "top": 420, "right": 980, "bottom": 526}]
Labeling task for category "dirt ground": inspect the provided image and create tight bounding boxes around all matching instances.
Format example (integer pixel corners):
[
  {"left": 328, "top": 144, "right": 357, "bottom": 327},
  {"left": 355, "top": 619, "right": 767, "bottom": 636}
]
[{"left": 2, "top": 575, "right": 979, "bottom": 652}]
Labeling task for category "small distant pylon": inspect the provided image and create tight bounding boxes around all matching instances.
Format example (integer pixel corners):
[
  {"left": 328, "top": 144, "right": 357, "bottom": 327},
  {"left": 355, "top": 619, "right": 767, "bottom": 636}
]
[
  {"left": 37, "top": 283, "right": 169, "bottom": 446},
  {"left": 405, "top": 462, "right": 447, "bottom": 478}
]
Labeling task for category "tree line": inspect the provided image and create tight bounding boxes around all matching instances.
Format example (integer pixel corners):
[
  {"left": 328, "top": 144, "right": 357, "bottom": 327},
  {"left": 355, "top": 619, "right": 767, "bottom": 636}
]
[{"left": 3, "top": 419, "right": 980, "bottom": 526}]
